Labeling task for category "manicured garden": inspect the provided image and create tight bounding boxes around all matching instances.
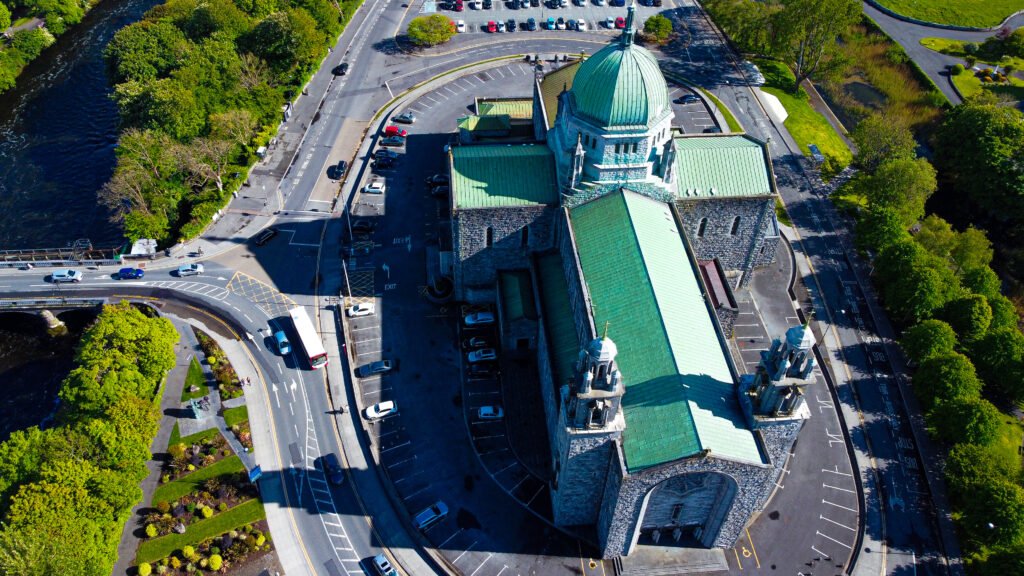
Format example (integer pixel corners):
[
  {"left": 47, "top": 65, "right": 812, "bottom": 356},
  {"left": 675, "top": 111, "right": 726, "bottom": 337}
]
[
  {"left": 224, "top": 406, "right": 254, "bottom": 452},
  {"left": 196, "top": 329, "right": 244, "bottom": 401},
  {"left": 873, "top": 0, "right": 1024, "bottom": 28},
  {"left": 920, "top": 36, "right": 1024, "bottom": 100},
  {"left": 181, "top": 357, "right": 208, "bottom": 402}
]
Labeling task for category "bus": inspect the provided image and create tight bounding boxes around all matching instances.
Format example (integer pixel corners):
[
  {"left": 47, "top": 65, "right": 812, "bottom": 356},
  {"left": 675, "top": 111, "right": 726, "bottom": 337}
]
[{"left": 289, "top": 306, "right": 328, "bottom": 370}]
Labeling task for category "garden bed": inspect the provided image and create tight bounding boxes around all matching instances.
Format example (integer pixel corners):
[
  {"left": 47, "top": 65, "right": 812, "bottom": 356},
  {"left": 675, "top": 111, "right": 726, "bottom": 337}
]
[
  {"left": 195, "top": 329, "right": 244, "bottom": 400},
  {"left": 223, "top": 406, "right": 253, "bottom": 452},
  {"left": 181, "top": 357, "right": 209, "bottom": 402},
  {"left": 136, "top": 503, "right": 270, "bottom": 567},
  {"left": 162, "top": 428, "right": 234, "bottom": 484}
]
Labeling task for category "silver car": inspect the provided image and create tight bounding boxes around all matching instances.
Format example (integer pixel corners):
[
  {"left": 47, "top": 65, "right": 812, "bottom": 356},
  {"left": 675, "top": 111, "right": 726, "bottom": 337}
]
[{"left": 177, "top": 263, "right": 204, "bottom": 277}]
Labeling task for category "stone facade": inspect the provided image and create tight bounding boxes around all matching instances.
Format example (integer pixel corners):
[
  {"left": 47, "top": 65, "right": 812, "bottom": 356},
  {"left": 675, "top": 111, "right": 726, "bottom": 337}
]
[
  {"left": 675, "top": 197, "right": 779, "bottom": 286},
  {"left": 453, "top": 206, "right": 556, "bottom": 302}
]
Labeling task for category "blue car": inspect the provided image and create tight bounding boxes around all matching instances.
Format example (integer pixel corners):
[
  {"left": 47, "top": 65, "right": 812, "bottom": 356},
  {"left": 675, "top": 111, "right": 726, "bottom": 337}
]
[{"left": 118, "top": 267, "right": 145, "bottom": 279}]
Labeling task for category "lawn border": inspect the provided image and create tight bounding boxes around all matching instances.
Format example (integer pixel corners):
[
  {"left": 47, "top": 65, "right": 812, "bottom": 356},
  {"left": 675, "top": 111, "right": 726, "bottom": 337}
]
[
  {"left": 135, "top": 499, "right": 267, "bottom": 564},
  {"left": 865, "top": 0, "right": 1024, "bottom": 32},
  {"left": 152, "top": 455, "right": 245, "bottom": 505}
]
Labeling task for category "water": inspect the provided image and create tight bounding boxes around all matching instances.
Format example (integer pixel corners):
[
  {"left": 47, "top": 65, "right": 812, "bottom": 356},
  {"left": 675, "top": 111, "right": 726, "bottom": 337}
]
[{"left": 0, "top": 0, "right": 162, "bottom": 250}]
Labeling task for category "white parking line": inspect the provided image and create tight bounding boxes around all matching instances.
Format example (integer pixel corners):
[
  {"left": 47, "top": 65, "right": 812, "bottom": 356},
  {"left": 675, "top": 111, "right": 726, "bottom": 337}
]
[
  {"left": 469, "top": 554, "right": 493, "bottom": 576},
  {"left": 823, "top": 483, "right": 856, "bottom": 494},
  {"left": 820, "top": 515, "right": 856, "bottom": 531},
  {"left": 438, "top": 528, "right": 464, "bottom": 548},
  {"left": 452, "top": 541, "right": 479, "bottom": 564},
  {"left": 816, "top": 531, "right": 852, "bottom": 549},
  {"left": 822, "top": 499, "right": 857, "bottom": 512}
]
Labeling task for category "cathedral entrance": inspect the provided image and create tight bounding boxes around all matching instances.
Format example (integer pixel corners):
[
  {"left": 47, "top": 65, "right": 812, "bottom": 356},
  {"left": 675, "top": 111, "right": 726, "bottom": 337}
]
[{"left": 628, "top": 472, "right": 738, "bottom": 553}]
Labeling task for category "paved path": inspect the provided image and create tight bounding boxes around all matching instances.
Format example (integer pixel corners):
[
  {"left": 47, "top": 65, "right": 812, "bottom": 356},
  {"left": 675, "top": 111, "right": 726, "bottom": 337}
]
[{"left": 110, "top": 317, "right": 192, "bottom": 576}]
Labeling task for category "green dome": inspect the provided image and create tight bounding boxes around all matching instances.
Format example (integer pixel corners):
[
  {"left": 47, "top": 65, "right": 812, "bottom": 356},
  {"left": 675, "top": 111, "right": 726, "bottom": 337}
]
[{"left": 570, "top": 32, "right": 669, "bottom": 129}]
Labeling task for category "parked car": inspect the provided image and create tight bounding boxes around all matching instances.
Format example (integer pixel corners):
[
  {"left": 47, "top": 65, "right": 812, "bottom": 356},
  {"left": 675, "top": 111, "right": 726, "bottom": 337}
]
[
  {"left": 453, "top": 0, "right": 463, "bottom": 10},
  {"left": 375, "top": 149, "right": 400, "bottom": 160},
  {"left": 393, "top": 111, "right": 417, "bottom": 124},
  {"left": 50, "top": 269, "right": 83, "bottom": 283},
  {"left": 351, "top": 219, "right": 376, "bottom": 235},
  {"left": 675, "top": 94, "right": 700, "bottom": 104},
  {"left": 468, "top": 363, "right": 499, "bottom": 377},
  {"left": 365, "top": 400, "right": 397, "bottom": 420},
  {"left": 358, "top": 360, "right": 393, "bottom": 378},
  {"left": 456, "top": 19, "right": 466, "bottom": 32},
  {"left": 425, "top": 173, "right": 450, "bottom": 185},
  {"left": 576, "top": 19, "right": 587, "bottom": 31},
  {"left": 363, "top": 180, "right": 386, "bottom": 195},
  {"left": 253, "top": 227, "right": 279, "bottom": 246},
  {"left": 615, "top": 16, "right": 625, "bottom": 29},
  {"left": 274, "top": 330, "right": 291, "bottom": 355},
  {"left": 526, "top": 17, "right": 537, "bottom": 30},
  {"left": 547, "top": 16, "right": 555, "bottom": 29},
  {"left": 468, "top": 348, "right": 498, "bottom": 363},
  {"left": 483, "top": 0, "right": 492, "bottom": 7},
  {"left": 373, "top": 157, "right": 395, "bottom": 171},
  {"left": 319, "top": 453, "right": 345, "bottom": 485},
  {"left": 347, "top": 302, "right": 375, "bottom": 317},
  {"left": 464, "top": 311, "right": 495, "bottom": 326},
  {"left": 430, "top": 185, "right": 450, "bottom": 197},
  {"left": 332, "top": 63, "right": 349, "bottom": 75},
  {"left": 506, "top": 19, "right": 516, "bottom": 31},
  {"left": 380, "top": 136, "right": 406, "bottom": 147},
  {"left": 478, "top": 405, "right": 504, "bottom": 419},
  {"left": 326, "top": 161, "right": 348, "bottom": 180},
  {"left": 496, "top": 20, "right": 505, "bottom": 32},
  {"left": 383, "top": 125, "right": 408, "bottom": 138},
  {"left": 372, "top": 554, "right": 398, "bottom": 576},
  {"left": 413, "top": 501, "right": 448, "bottom": 530},
  {"left": 530, "top": 0, "right": 539, "bottom": 7},
  {"left": 177, "top": 263, "right": 204, "bottom": 277},
  {"left": 117, "top": 267, "right": 144, "bottom": 280},
  {"left": 556, "top": 16, "right": 566, "bottom": 29},
  {"left": 486, "top": 20, "right": 496, "bottom": 32},
  {"left": 604, "top": 16, "right": 614, "bottom": 28},
  {"left": 462, "top": 336, "right": 490, "bottom": 349}
]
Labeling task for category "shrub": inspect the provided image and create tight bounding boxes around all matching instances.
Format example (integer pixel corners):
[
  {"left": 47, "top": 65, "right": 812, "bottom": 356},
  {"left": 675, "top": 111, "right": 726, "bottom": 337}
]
[
  {"left": 156, "top": 501, "right": 170, "bottom": 514},
  {"left": 157, "top": 565, "right": 168, "bottom": 575},
  {"left": 168, "top": 443, "right": 187, "bottom": 460},
  {"left": 255, "top": 534, "right": 266, "bottom": 547},
  {"left": 964, "top": 42, "right": 979, "bottom": 54},
  {"left": 145, "top": 523, "right": 159, "bottom": 538},
  {"left": 951, "top": 64, "right": 964, "bottom": 76},
  {"left": 210, "top": 546, "right": 220, "bottom": 555},
  {"left": 182, "top": 545, "right": 196, "bottom": 560},
  {"left": 201, "top": 506, "right": 214, "bottom": 519},
  {"left": 169, "top": 557, "right": 182, "bottom": 570},
  {"left": 138, "top": 562, "right": 152, "bottom": 576},
  {"left": 209, "top": 554, "right": 223, "bottom": 571},
  {"left": 218, "top": 502, "right": 228, "bottom": 512},
  {"left": 161, "top": 474, "right": 171, "bottom": 483},
  {"left": 186, "top": 502, "right": 197, "bottom": 514}
]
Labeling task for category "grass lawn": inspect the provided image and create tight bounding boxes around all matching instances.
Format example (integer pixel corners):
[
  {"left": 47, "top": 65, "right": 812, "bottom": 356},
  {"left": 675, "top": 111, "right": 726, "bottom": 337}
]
[
  {"left": 754, "top": 59, "right": 853, "bottom": 170},
  {"left": 153, "top": 455, "right": 245, "bottom": 504},
  {"left": 181, "top": 357, "right": 208, "bottom": 402},
  {"left": 168, "top": 423, "right": 222, "bottom": 449},
  {"left": 951, "top": 69, "right": 1024, "bottom": 99},
  {"left": 988, "top": 412, "right": 1024, "bottom": 475},
  {"left": 135, "top": 499, "right": 266, "bottom": 564},
  {"left": 775, "top": 198, "right": 793, "bottom": 227},
  {"left": 875, "top": 0, "right": 1024, "bottom": 28},
  {"left": 697, "top": 88, "right": 742, "bottom": 132},
  {"left": 224, "top": 405, "right": 249, "bottom": 428}
]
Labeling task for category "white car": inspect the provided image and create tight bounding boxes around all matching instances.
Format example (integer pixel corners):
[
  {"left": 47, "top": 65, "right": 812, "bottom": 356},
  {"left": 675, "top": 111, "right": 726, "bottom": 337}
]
[
  {"left": 363, "top": 180, "right": 386, "bottom": 195},
  {"left": 456, "top": 19, "right": 466, "bottom": 32},
  {"left": 347, "top": 302, "right": 375, "bottom": 317},
  {"left": 496, "top": 20, "right": 505, "bottom": 32},
  {"left": 468, "top": 348, "right": 498, "bottom": 363},
  {"left": 604, "top": 16, "right": 614, "bottom": 28},
  {"left": 177, "top": 263, "right": 204, "bottom": 277},
  {"left": 478, "top": 405, "right": 504, "bottom": 420},
  {"left": 365, "top": 400, "right": 397, "bottom": 420},
  {"left": 576, "top": 19, "right": 587, "bottom": 31},
  {"left": 372, "top": 554, "right": 398, "bottom": 576},
  {"left": 463, "top": 311, "right": 495, "bottom": 326},
  {"left": 50, "top": 269, "right": 83, "bottom": 283}
]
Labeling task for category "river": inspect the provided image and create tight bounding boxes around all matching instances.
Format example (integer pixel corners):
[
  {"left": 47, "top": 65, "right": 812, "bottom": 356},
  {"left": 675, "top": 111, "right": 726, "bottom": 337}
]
[{"left": 0, "top": 0, "right": 162, "bottom": 250}]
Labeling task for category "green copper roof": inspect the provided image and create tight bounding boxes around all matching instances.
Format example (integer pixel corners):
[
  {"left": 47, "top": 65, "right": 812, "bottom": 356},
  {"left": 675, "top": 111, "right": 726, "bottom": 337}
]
[
  {"left": 674, "top": 135, "right": 774, "bottom": 198},
  {"left": 537, "top": 253, "right": 579, "bottom": 390},
  {"left": 478, "top": 98, "right": 533, "bottom": 120},
  {"left": 500, "top": 270, "right": 538, "bottom": 322},
  {"left": 570, "top": 41, "right": 669, "bottom": 129},
  {"left": 452, "top": 145, "right": 558, "bottom": 209},
  {"left": 457, "top": 114, "right": 511, "bottom": 132},
  {"left": 539, "top": 61, "right": 581, "bottom": 128},
  {"left": 570, "top": 190, "right": 762, "bottom": 471}
]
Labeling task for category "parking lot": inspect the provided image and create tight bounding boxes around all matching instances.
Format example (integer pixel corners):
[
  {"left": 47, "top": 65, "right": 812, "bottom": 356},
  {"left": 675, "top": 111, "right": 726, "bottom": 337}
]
[{"left": 427, "top": 0, "right": 671, "bottom": 34}]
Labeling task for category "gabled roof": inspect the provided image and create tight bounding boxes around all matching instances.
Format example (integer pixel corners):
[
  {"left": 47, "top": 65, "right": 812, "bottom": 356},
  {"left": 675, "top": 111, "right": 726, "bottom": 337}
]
[
  {"left": 478, "top": 98, "right": 533, "bottom": 120},
  {"left": 539, "top": 61, "right": 581, "bottom": 129},
  {"left": 452, "top": 144, "right": 558, "bottom": 209},
  {"left": 674, "top": 135, "right": 774, "bottom": 198},
  {"left": 457, "top": 114, "right": 512, "bottom": 132},
  {"left": 569, "top": 189, "right": 762, "bottom": 471},
  {"left": 537, "top": 253, "right": 580, "bottom": 390}
]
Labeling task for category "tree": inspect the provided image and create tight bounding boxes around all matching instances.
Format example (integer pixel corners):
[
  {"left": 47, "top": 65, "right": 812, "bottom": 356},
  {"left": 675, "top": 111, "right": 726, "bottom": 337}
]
[
  {"left": 861, "top": 157, "right": 937, "bottom": 227},
  {"left": 855, "top": 205, "right": 907, "bottom": 252},
  {"left": 142, "top": 79, "right": 206, "bottom": 141},
  {"left": 941, "top": 294, "right": 993, "bottom": 345},
  {"left": 950, "top": 226, "right": 994, "bottom": 273},
  {"left": 973, "top": 326, "right": 1024, "bottom": 401},
  {"left": 929, "top": 397, "right": 1001, "bottom": 445},
  {"left": 913, "top": 351, "right": 982, "bottom": 409},
  {"left": 885, "top": 263, "right": 959, "bottom": 325},
  {"left": 961, "top": 266, "right": 1001, "bottom": 299},
  {"left": 209, "top": 109, "right": 257, "bottom": 149},
  {"left": 643, "top": 14, "right": 673, "bottom": 44},
  {"left": 406, "top": 14, "right": 455, "bottom": 47},
  {"left": 915, "top": 215, "right": 957, "bottom": 260},
  {"left": 963, "top": 479, "right": 1024, "bottom": 547},
  {"left": 177, "top": 137, "right": 235, "bottom": 194},
  {"left": 773, "top": 0, "right": 860, "bottom": 89},
  {"left": 945, "top": 443, "right": 1016, "bottom": 501},
  {"left": 851, "top": 113, "right": 916, "bottom": 173},
  {"left": 11, "top": 29, "right": 55, "bottom": 61},
  {"left": 901, "top": 319, "right": 957, "bottom": 364},
  {"left": 986, "top": 294, "right": 1019, "bottom": 331},
  {"left": 0, "top": 3, "right": 10, "bottom": 32},
  {"left": 704, "top": 0, "right": 782, "bottom": 55},
  {"left": 105, "top": 21, "right": 191, "bottom": 84}
]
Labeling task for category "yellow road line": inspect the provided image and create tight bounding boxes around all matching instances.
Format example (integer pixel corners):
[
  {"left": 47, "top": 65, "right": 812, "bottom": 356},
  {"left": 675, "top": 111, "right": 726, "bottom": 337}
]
[{"left": 746, "top": 527, "right": 761, "bottom": 568}]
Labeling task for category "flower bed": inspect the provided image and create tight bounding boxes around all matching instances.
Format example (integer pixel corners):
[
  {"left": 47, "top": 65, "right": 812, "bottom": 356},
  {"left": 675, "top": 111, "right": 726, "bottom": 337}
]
[
  {"left": 137, "top": 507, "right": 272, "bottom": 569},
  {"left": 194, "top": 329, "right": 244, "bottom": 400},
  {"left": 222, "top": 406, "right": 253, "bottom": 452},
  {"left": 154, "top": 455, "right": 246, "bottom": 505},
  {"left": 162, "top": 429, "right": 233, "bottom": 483}
]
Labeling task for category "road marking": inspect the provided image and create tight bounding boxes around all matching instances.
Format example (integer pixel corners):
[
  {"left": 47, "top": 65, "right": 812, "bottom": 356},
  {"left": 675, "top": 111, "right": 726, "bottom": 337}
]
[
  {"left": 823, "top": 483, "right": 855, "bottom": 493},
  {"left": 452, "top": 540, "right": 479, "bottom": 564},
  {"left": 438, "top": 528, "right": 464, "bottom": 548},
  {"left": 816, "top": 531, "right": 852, "bottom": 549},
  {"left": 469, "top": 554, "right": 493, "bottom": 576},
  {"left": 823, "top": 466, "right": 852, "bottom": 477},
  {"left": 822, "top": 499, "right": 857, "bottom": 512},
  {"left": 820, "top": 515, "right": 856, "bottom": 531},
  {"left": 745, "top": 528, "right": 761, "bottom": 568},
  {"left": 811, "top": 545, "right": 832, "bottom": 559}
]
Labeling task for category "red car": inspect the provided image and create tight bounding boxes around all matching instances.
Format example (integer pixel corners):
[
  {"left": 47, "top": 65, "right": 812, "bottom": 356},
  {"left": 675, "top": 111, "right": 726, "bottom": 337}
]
[
  {"left": 615, "top": 16, "right": 625, "bottom": 29},
  {"left": 384, "top": 125, "right": 408, "bottom": 137},
  {"left": 454, "top": 0, "right": 463, "bottom": 10},
  {"left": 487, "top": 20, "right": 497, "bottom": 32}
]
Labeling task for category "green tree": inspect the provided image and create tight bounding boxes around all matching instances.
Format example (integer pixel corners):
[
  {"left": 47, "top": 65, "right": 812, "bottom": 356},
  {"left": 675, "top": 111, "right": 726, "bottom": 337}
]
[
  {"left": 941, "top": 294, "right": 993, "bottom": 345},
  {"left": 875, "top": 238, "right": 928, "bottom": 288},
  {"left": 915, "top": 214, "right": 957, "bottom": 260},
  {"left": 929, "top": 397, "right": 1001, "bottom": 445},
  {"left": 861, "top": 157, "right": 937, "bottom": 227},
  {"left": 406, "top": 14, "right": 455, "bottom": 47},
  {"left": 141, "top": 79, "right": 206, "bottom": 141},
  {"left": 961, "top": 266, "right": 1001, "bottom": 299},
  {"left": 850, "top": 113, "right": 916, "bottom": 173},
  {"left": 773, "top": 0, "right": 860, "bottom": 89},
  {"left": 963, "top": 479, "right": 1024, "bottom": 547},
  {"left": 885, "top": 263, "right": 959, "bottom": 325},
  {"left": 643, "top": 14, "right": 673, "bottom": 44},
  {"left": 913, "top": 351, "right": 982, "bottom": 409},
  {"left": 0, "top": 3, "right": 11, "bottom": 31},
  {"left": 950, "top": 226, "right": 994, "bottom": 273},
  {"left": 11, "top": 29, "right": 55, "bottom": 61},
  {"left": 855, "top": 205, "right": 907, "bottom": 252},
  {"left": 945, "top": 443, "right": 1016, "bottom": 502},
  {"left": 105, "top": 21, "right": 190, "bottom": 84},
  {"left": 987, "top": 294, "right": 1019, "bottom": 331},
  {"left": 901, "top": 319, "right": 957, "bottom": 364},
  {"left": 973, "top": 326, "right": 1024, "bottom": 401}
]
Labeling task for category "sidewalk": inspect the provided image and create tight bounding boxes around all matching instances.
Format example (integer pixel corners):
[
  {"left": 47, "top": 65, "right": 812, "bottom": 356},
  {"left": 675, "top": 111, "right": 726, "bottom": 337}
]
[{"left": 110, "top": 318, "right": 192, "bottom": 576}]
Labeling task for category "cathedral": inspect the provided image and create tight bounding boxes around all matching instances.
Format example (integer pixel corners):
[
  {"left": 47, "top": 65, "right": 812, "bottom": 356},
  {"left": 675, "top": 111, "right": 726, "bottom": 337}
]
[{"left": 442, "top": 6, "right": 809, "bottom": 558}]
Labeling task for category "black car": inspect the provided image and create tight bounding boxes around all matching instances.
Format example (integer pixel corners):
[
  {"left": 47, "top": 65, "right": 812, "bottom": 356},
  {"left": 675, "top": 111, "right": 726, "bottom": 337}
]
[
  {"left": 351, "top": 219, "right": 376, "bottom": 235},
  {"left": 373, "top": 158, "right": 396, "bottom": 171},
  {"left": 482, "top": 0, "right": 492, "bottom": 7},
  {"left": 530, "top": 0, "right": 539, "bottom": 6},
  {"left": 507, "top": 18, "right": 516, "bottom": 31},
  {"left": 674, "top": 94, "right": 700, "bottom": 104},
  {"left": 526, "top": 17, "right": 537, "bottom": 30},
  {"left": 252, "top": 227, "right": 279, "bottom": 246},
  {"left": 462, "top": 336, "right": 490, "bottom": 349},
  {"left": 326, "top": 160, "right": 348, "bottom": 180},
  {"left": 375, "top": 149, "right": 400, "bottom": 160},
  {"left": 319, "top": 453, "right": 345, "bottom": 485},
  {"left": 468, "top": 363, "right": 499, "bottom": 378},
  {"left": 430, "top": 185, "right": 450, "bottom": 197},
  {"left": 332, "top": 63, "right": 349, "bottom": 76},
  {"left": 380, "top": 136, "right": 406, "bottom": 147},
  {"left": 425, "top": 173, "right": 449, "bottom": 185}
]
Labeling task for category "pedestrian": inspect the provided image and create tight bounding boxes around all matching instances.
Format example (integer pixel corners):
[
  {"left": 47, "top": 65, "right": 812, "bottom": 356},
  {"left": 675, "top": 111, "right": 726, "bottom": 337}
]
[{"left": 246, "top": 376, "right": 251, "bottom": 386}]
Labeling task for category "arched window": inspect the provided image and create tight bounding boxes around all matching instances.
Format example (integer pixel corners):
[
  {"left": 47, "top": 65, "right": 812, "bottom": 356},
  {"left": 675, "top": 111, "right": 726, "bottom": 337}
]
[
  {"left": 486, "top": 227, "right": 494, "bottom": 247},
  {"left": 697, "top": 218, "right": 708, "bottom": 238},
  {"left": 614, "top": 143, "right": 621, "bottom": 154},
  {"left": 730, "top": 216, "right": 741, "bottom": 235}
]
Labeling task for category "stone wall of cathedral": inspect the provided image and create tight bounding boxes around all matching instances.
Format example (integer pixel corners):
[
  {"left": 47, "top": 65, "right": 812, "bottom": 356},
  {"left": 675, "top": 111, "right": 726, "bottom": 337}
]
[
  {"left": 675, "top": 197, "right": 779, "bottom": 285},
  {"left": 453, "top": 206, "right": 556, "bottom": 303}
]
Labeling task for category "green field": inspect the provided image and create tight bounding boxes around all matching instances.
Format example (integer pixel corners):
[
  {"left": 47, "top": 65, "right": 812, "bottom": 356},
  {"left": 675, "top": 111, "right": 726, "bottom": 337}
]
[
  {"left": 181, "top": 357, "right": 208, "bottom": 402},
  {"left": 876, "top": 0, "right": 1024, "bottom": 28},
  {"left": 224, "top": 405, "right": 249, "bottom": 428},
  {"left": 168, "top": 423, "right": 222, "bottom": 448},
  {"left": 152, "top": 455, "right": 245, "bottom": 504},
  {"left": 754, "top": 59, "right": 853, "bottom": 171},
  {"left": 135, "top": 499, "right": 266, "bottom": 564}
]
